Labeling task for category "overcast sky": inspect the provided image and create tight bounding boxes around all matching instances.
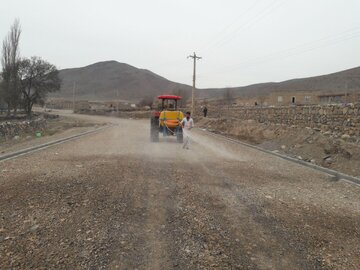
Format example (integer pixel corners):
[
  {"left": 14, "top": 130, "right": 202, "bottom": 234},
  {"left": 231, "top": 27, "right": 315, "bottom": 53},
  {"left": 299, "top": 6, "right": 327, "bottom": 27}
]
[{"left": 1, "top": 0, "right": 360, "bottom": 88}]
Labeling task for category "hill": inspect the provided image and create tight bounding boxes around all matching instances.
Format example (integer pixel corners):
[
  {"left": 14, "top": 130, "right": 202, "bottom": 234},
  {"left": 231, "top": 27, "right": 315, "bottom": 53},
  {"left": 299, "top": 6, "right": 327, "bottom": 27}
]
[
  {"left": 198, "top": 66, "right": 360, "bottom": 99},
  {"left": 54, "top": 60, "right": 360, "bottom": 102},
  {"left": 53, "top": 61, "right": 192, "bottom": 102}
]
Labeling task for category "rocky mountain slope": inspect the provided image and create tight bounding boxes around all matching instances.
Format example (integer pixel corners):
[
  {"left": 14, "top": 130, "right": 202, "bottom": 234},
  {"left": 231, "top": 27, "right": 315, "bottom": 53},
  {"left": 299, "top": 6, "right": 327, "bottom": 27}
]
[
  {"left": 198, "top": 66, "right": 360, "bottom": 99},
  {"left": 54, "top": 60, "right": 360, "bottom": 101},
  {"left": 54, "top": 61, "right": 192, "bottom": 101}
]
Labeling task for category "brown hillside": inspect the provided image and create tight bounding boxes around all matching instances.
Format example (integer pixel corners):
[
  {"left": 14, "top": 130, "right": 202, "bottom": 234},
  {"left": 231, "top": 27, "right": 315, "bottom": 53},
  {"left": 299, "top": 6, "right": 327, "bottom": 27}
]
[
  {"left": 53, "top": 61, "right": 192, "bottom": 102},
  {"left": 198, "top": 66, "right": 360, "bottom": 99},
  {"left": 54, "top": 61, "right": 360, "bottom": 101}
]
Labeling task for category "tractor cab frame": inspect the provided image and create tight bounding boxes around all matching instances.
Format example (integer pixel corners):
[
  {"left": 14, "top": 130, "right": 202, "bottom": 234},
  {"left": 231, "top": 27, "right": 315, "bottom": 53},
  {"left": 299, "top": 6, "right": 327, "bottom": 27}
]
[{"left": 159, "top": 95, "right": 180, "bottom": 111}]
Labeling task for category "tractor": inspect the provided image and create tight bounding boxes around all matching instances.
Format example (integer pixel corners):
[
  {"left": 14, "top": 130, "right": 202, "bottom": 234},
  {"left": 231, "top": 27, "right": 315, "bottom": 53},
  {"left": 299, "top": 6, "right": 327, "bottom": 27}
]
[{"left": 150, "top": 95, "right": 184, "bottom": 143}]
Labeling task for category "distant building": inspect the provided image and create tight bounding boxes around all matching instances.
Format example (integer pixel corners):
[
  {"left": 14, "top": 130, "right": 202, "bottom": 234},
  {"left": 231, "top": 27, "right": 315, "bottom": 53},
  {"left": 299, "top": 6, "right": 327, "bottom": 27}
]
[
  {"left": 268, "top": 91, "right": 318, "bottom": 106},
  {"left": 317, "top": 93, "right": 353, "bottom": 104},
  {"left": 46, "top": 99, "right": 73, "bottom": 109},
  {"left": 234, "top": 90, "right": 359, "bottom": 107},
  {"left": 46, "top": 99, "right": 90, "bottom": 111}
]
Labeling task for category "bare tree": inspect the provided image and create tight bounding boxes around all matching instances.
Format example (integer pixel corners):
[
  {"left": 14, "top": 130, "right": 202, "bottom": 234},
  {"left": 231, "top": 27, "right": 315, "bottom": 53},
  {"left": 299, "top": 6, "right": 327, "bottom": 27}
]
[
  {"left": 18, "top": 56, "right": 61, "bottom": 117},
  {"left": 1, "top": 19, "right": 22, "bottom": 115},
  {"left": 0, "top": 74, "right": 4, "bottom": 106},
  {"left": 138, "top": 96, "right": 154, "bottom": 108}
]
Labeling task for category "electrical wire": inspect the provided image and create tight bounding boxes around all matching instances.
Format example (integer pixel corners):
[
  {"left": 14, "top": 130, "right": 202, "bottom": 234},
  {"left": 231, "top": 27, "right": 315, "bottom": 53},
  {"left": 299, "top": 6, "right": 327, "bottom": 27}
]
[
  {"left": 205, "top": 0, "right": 286, "bottom": 54},
  {"left": 198, "top": 26, "right": 360, "bottom": 78},
  {"left": 200, "top": 0, "right": 263, "bottom": 53}
]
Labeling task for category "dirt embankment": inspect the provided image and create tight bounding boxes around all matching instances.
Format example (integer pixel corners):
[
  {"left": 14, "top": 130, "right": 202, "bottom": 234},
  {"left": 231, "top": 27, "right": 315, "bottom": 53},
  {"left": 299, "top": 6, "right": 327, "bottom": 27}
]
[{"left": 197, "top": 117, "right": 360, "bottom": 178}]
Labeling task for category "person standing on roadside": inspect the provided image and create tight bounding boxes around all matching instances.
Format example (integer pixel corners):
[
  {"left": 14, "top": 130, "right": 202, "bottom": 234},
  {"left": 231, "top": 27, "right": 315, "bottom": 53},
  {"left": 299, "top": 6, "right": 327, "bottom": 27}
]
[
  {"left": 181, "top": 111, "right": 194, "bottom": 149},
  {"left": 203, "top": 106, "right": 208, "bottom": 117}
]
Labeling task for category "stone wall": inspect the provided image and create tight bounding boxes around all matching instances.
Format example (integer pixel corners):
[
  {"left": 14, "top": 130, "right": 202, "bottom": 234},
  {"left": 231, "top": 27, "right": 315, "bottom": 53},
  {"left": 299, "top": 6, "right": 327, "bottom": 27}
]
[
  {"left": 204, "top": 103, "right": 360, "bottom": 137},
  {"left": 0, "top": 118, "right": 47, "bottom": 139}
]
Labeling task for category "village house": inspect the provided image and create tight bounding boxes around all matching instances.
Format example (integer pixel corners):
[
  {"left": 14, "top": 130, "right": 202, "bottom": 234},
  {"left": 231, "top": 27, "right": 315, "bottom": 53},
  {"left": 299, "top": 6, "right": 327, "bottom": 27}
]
[{"left": 235, "top": 91, "right": 359, "bottom": 107}]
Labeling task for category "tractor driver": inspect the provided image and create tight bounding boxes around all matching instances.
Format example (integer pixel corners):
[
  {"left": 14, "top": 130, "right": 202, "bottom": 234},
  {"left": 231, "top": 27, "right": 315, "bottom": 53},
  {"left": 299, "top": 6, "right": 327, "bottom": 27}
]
[{"left": 181, "top": 111, "right": 194, "bottom": 149}]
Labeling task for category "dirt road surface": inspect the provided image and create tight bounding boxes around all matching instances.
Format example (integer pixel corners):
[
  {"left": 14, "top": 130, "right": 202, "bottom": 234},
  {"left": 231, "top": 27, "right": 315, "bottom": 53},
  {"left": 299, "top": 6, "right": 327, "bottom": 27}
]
[{"left": 1, "top": 113, "right": 359, "bottom": 269}]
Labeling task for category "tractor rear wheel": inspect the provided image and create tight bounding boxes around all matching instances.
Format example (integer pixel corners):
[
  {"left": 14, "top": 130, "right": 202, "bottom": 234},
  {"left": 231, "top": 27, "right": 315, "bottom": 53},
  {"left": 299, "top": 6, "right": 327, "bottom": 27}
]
[{"left": 150, "top": 117, "right": 159, "bottom": 142}]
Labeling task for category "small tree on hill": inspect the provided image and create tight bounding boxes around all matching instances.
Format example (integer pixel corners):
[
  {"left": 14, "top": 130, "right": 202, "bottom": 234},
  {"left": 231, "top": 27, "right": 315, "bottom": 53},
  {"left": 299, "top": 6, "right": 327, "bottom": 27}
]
[
  {"left": 138, "top": 96, "right": 154, "bottom": 108},
  {"left": 18, "top": 56, "right": 61, "bottom": 117}
]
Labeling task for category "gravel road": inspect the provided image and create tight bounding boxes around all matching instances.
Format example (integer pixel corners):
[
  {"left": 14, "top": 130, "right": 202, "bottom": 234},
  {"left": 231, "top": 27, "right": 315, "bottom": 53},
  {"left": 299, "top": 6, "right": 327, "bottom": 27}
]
[{"left": 1, "top": 113, "right": 359, "bottom": 269}]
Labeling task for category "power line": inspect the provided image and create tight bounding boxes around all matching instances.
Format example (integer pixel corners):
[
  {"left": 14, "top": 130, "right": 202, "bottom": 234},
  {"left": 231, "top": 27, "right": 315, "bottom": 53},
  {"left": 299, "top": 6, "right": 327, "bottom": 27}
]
[
  {"left": 205, "top": 0, "right": 286, "bottom": 54},
  {"left": 198, "top": 26, "right": 360, "bottom": 78},
  {"left": 200, "top": 0, "right": 263, "bottom": 53},
  {"left": 72, "top": 82, "right": 76, "bottom": 112}
]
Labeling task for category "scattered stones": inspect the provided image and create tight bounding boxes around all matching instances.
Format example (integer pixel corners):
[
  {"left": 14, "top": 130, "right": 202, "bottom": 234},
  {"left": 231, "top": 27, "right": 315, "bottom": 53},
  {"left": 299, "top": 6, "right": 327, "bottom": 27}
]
[
  {"left": 206, "top": 103, "right": 360, "bottom": 139},
  {"left": 324, "top": 145, "right": 338, "bottom": 155},
  {"left": 30, "top": 224, "right": 40, "bottom": 231},
  {"left": 324, "top": 156, "right": 333, "bottom": 164},
  {"left": 0, "top": 118, "right": 47, "bottom": 139},
  {"left": 341, "top": 149, "right": 352, "bottom": 159}
]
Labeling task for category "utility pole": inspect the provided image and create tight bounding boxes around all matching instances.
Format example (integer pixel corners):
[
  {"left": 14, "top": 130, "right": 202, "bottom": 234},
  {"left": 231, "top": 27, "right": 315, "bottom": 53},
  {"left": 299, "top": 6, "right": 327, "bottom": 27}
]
[
  {"left": 116, "top": 89, "right": 119, "bottom": 112},
  {"left": 188, "top": 52, "right": 202, "bottom": 116},
  {"left": 72, "top": 82, "right": 76, "bottom": 112},
  {"left": 345, "top": 81, "right": 348, "bottom": 104}
]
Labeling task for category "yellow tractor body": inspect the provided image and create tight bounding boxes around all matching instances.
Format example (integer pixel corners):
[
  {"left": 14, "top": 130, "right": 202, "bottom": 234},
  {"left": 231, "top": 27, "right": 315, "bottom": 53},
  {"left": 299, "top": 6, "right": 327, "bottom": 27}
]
[
  {"left": 159, "top": 111, "right": 184, "bottom": 128},
  {"left": 150, "top": 95, "right": 184, "bottom": 143}
]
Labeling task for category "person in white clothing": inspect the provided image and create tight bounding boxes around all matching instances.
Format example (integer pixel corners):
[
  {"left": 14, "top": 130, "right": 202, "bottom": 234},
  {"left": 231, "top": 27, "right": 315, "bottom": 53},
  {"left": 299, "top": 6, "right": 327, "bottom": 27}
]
[{"left": 181, "top": 111, "right": 194, "bottom": 149}]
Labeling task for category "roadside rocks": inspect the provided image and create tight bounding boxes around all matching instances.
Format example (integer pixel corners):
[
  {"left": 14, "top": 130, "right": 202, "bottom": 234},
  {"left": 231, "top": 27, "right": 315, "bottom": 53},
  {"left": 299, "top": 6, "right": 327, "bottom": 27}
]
[
  {"left": 198, "top": 116, "right": 360, "bottom": 177},
  {"left": 0, "top": 118, "right": 47, "bottom": 140},
  {"left": 324, "top": 143, "right": 353, "bottom": 160},
  {"left": 324, "top": 144, "right": 338, "bottom": 155},
  {"left": 205, "top": 103, "right": 360, "bottom": 140},
  {"left": 323, "top": 156, "right": 333, "bottom": 164}
]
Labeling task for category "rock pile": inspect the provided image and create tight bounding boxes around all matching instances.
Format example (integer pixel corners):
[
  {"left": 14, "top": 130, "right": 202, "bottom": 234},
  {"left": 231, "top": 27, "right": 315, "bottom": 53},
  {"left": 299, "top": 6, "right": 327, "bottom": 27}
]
[
  {"left": 205, "top": 103, "right": 360, "bottom": 140},
  {"left": 0, "top": 118, "right": 47, "bottom": 140}
]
